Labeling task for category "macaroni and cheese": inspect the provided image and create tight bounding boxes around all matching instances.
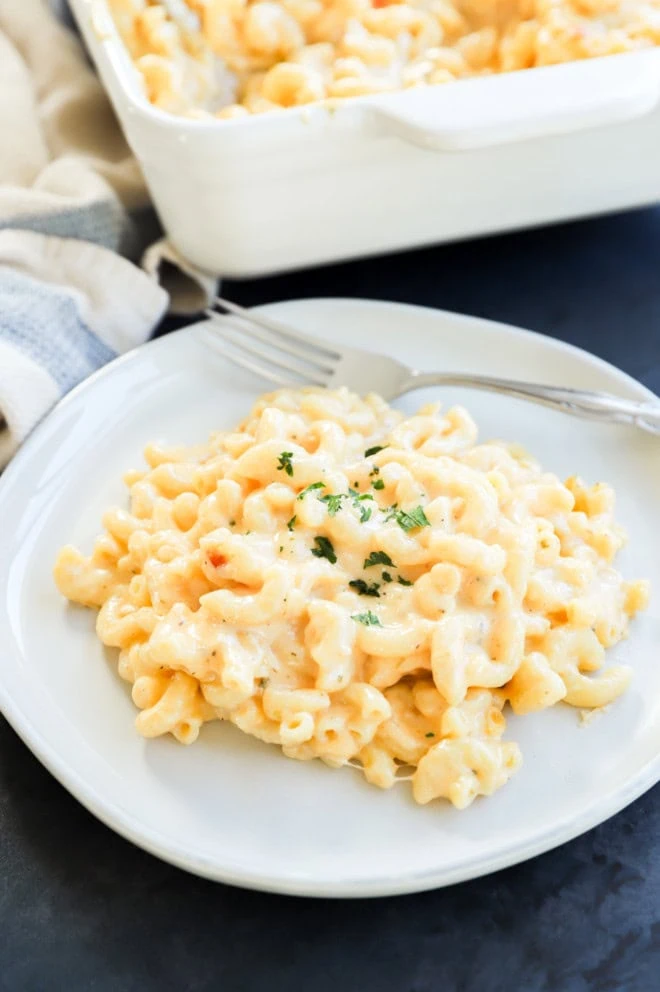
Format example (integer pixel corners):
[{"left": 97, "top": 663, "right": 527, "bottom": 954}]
[
  {"left": 54, "top": 389, "right": 649, "bottom": 809},
  {"left": 108, "top": 0, "right": 660, "bottom": 117}
]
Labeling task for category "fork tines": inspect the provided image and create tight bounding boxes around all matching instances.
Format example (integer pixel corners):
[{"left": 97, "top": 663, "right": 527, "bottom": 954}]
[{"left": 202, "top": 296, "right": 337, "bottom": 389}]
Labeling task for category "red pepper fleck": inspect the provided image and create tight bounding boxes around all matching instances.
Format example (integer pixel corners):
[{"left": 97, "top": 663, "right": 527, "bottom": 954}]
[{"left": 208, "top": 552, "right": 227, "bottom": 568}]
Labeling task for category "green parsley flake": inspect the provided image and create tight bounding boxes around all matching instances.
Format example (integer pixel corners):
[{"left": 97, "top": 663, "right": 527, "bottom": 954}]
[
  {"left": 395, "top": 505, "right": 430, "bottom": 532},
  {"left": 348, "top": 490, "right": 374, "bottom": 523},
  {"left": 364, "top": 551, "right": 395, "bottom": 569},
  {"left": 277, "top": 451, "right": 294, "bottom": 477},
  {"left": 397, "top": 576, "right": 413, "bottom": 586},
  {"left": 297, "top": 481, "right": 326, "bottom": 500},
  {"left": 311, "top": 536, "right": 337, "bottom": 564},
  {"left": 351, "top": 610, "right": 382, "bottom": 626},
  {"left": 320, "top": 493, "right": 345, "bottom": 516},
  {"left": 425, "top": 732, "right": 435, "bottom": 738},
  {"left": 287, "top": 515, "right": 297, "bottom": 531},
  {"left": 349, "top": 579, "right": 381, "bottom": 597},
  {"left": 385, "top": 503, "right": 399, "bottom": 522},
  {"left": 365, "top": 445, "right": 387, "bottom": 458},
  {"left": 382, "top": 571, "right": 393, "bottom": 583},
  {"left": 372, "top": 478, "right": 385, "bottom": 491}
]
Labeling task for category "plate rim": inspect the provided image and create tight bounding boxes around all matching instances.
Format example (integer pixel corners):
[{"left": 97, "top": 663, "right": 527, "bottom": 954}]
[{"left": 1, "top": 296, "right": 659, "bottom": 898}]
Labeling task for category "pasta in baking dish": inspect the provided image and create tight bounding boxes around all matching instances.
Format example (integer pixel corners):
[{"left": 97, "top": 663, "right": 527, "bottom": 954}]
[
  {"left": 54, "top": 388, "right": 649, "bottom": 809},
  {"left": 108, "top": 0, "right": 660, "bottom": 118}
]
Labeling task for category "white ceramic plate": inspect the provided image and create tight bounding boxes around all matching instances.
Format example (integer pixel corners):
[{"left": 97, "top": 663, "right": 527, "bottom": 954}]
[{"left": 1, "top": 298, "right": 659, "bottom": 898}]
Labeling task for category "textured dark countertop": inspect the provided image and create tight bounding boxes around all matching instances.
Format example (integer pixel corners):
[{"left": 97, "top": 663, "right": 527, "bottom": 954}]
[{"left": 3, "top": 209, "right": 660, "bottom": 992}]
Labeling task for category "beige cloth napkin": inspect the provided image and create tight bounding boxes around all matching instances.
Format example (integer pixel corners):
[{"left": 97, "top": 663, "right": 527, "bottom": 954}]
[{"left": 0, "top": 0, "right": 217, "bottom": 467}]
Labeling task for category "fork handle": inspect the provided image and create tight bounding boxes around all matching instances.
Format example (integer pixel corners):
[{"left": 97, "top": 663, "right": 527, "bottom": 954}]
[{"left": 406, "top": 372, "right": 660, "bottom": 435}]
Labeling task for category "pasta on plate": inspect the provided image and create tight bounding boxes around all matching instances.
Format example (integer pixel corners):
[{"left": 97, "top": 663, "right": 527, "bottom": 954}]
[
  {"left": 108, "top": 0, "right": 660, "bottom": 118},
  {"left": 54, "top": 388, "right": 649, "bottom": 809}
]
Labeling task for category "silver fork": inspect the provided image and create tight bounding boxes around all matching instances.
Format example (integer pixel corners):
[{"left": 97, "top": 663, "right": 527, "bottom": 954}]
[{"left": 202, "top": 297, "right": 660, "bottom": 435}]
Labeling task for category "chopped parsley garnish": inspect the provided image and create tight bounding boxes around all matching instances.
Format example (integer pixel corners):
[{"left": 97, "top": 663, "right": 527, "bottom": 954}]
[
  {"left": 369, "top": 466, "right": 380, "bottom": 476},
  {"left": 320, "top": 493, "right": 345, "bottom": 516},
  {"left": 349, "top": 579, "right": 381, "bottom": 597},
  {"left": 395, "top": 505, "right": 430, "bottom": 532},
  {"left": 357, "top": 503, "right": 372, "bottom": 523},
  {"left": 425, "top": 732, "right": 435, "bottom": 738},
  {"left": 297, "top": 481, "right": 326, "bottom": 500},
  {"left": 382, "top": 571, "right": 393, "bottom": 583},
  {"left": 311, "top": 536, "right": 337, "bottom": 564},
  {"left": 372, "top": 478, "right": 385, "bottom": 491},
  {"left": 316, "top": 489, "right": 376, "bottom": 522},
  {"left": 365, "top": 445, "right": 387, "bottom": 458},
  {"left": 364, "top": 551, "right": 395, "bottom": 569},
  {"left": 351, "top": 610, "right": 382, "bottom": 626},
  {"left": 385, "top": 503, "right": 399, "bottom": 522},
  {"left": 287, "top": 515, "right": 297, "bottom": 531},
  {"left": 348, "top": 489, "right": 374, "bottom": 523},
  {"left": 397, "top": 576, "right": 413, "bottom": 586},
  {"left": 277, "top": 451, "right": 294, "bottom": 477}
]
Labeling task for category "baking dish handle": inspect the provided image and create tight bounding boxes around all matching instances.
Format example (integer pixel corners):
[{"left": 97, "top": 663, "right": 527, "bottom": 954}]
[{"left": 369, "top": 52, "right": 660, "bottom": 151}]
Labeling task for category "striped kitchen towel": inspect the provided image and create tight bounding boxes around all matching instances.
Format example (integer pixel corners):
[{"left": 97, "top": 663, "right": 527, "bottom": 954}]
[{"left": 0, "top": 0, "right": 215, "bottom": 468}]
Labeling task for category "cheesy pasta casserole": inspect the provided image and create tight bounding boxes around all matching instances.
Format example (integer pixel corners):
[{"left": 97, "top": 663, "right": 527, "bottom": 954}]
[
  {"left": 54, "top": 389, "right": 649, "bottom": 809},
  {"left": 108, "top": 0, "right": 660, "bottom": 117}
]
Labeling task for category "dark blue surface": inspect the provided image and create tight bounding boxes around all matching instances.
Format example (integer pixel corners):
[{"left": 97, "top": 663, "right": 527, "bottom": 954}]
[{"left": 3, "top": 207, "right": 660, "bottom": 992}]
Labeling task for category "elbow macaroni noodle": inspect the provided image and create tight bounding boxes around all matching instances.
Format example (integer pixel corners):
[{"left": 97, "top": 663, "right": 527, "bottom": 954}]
[
  {"left": 54, "top": 388, "right": 649, "bottom": 809},
  {"left": 108, "top": 0, "right": 660, "bottom": 117}
]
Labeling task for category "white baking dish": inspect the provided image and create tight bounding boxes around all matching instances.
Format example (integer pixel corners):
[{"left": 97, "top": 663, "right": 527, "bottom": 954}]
[{"left": 72, "top": 0, "right": 660, "bottom": 278}]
